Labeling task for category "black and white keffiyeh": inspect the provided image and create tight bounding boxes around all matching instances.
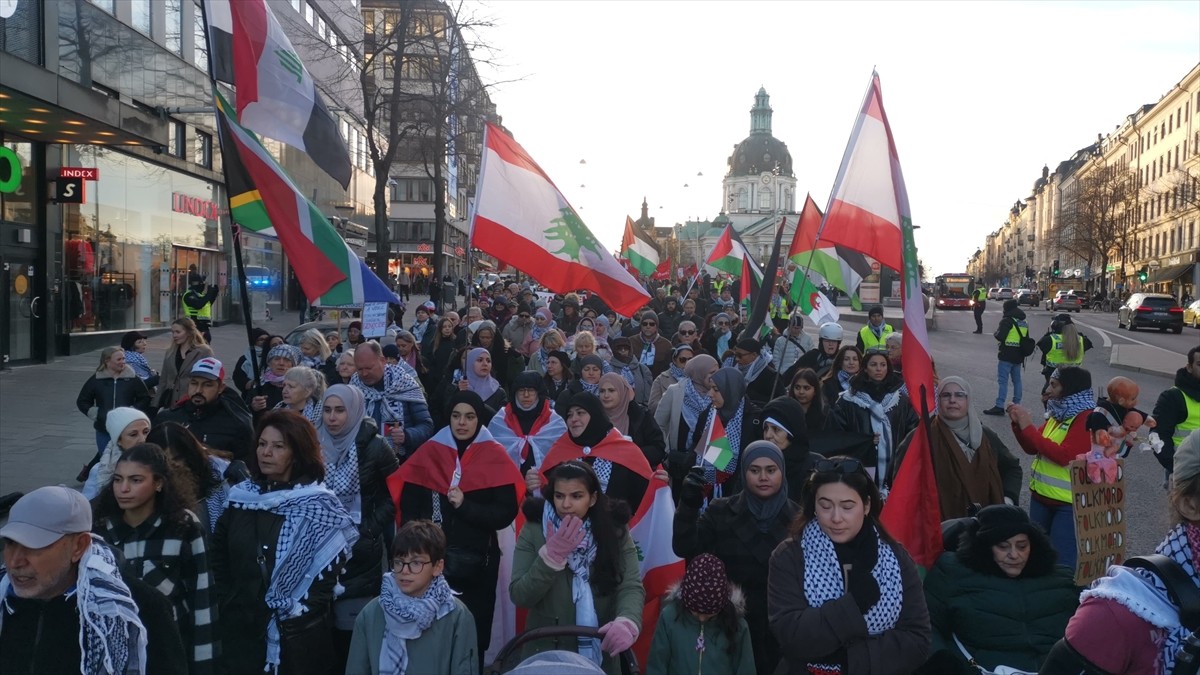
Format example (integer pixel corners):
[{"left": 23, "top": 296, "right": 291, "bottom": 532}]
[
  {"left": 318, "top": 385, "right": 366, "bottom": 524},
  {"left": 377, "top": 572, "right": 456, "bottom": 675},
  {"left": 1, "top": 538, "right": 148, "bottom": 675},
  {"left": 723, "top": 349, "right": 772, "bottom": 384},
  {"left": 542, "top": 500, "right": 601, "bottom": 665},
  {"left": 800, "top": 520, "right": 903, "bottom": 636},
  {"left": 351, "top": 364, "right": 425, "bottom": 425},
  {"left": 203, "top": 455, "right": 232, "bottom": 532},
  {"left": 273, "top": 398, "right": 323, "bottom": 427},
  {"left": 842, "top": 389, "right": 903, "bottom": 487},
  {"left": 300, "top": 355, "right": 324, "bottom": 369},
  {"left": 225, "top": 481, "right": 358, "bottom": 672},
  {"left": 681, "top": 379, "right": 711, "bottom": 432}
]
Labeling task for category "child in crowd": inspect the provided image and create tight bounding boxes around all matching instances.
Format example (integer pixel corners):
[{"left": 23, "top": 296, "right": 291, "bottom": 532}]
[
  {"left": 345, "top": 520, "right": 478, "bottom": 675},
  {"left": 647, "top": 553, "right": 755, "bottom": 675}
]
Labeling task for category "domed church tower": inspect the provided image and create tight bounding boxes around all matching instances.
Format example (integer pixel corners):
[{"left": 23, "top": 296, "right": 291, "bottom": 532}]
[{"left": 723, "top": 88, "right": 797, "bottom": 220}]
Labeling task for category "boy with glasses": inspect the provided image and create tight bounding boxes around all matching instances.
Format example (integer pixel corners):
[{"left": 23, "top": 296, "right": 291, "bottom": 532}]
[{"left": 346, "top": 520, "right": 477, "bottom": 675}]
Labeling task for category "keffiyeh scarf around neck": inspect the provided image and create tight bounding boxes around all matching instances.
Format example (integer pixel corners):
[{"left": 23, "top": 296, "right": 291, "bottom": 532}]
[
  {"left": 681, "top": 379, "right": 712, "bottom": 432},
  {"left": 0, "top": 539, "right": 148, "bottom": 675},
  {"left": 124, "top": 350, "right": 153, "bottom": 380},
  {"left": 1082, "top": 523, "right": 1200, "bottom": 675},
  {"left": 668, "top": 361, "right": 686, "bottom": 381},
  {"left": 352, "top": 364, "right": 425, "bottom": 424},
  {"left": 1046, "top": 388, "right": 1097, "bottom": 423},
  {"left": 300, "top": 355, "right": 324, "bottom": 369},
  {"left": 724, "top": 350, "right": 773, "bottom": 384},
  {"left": 225, "top": 481, "right": 358, "bottom": 672},
  {"left": 800, "top": 520, "right": 903, "bottom": 635},
  {"left": 273, "top": 398, "right": 323, "bottom": 427},
  {"left": 542, "top": 500, "right": 602, "bottom": 665},
  {"left": 844, "top": 388, "right": 903, "bottom": 487},
  {"left": 377, "top": 572, "right": 456, "bottom": 675},
  {"left": 203, "top": 456, "right": 232, "bottom": 531}
]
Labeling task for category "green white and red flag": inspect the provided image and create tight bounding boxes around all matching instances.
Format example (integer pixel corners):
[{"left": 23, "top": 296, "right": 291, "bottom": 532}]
[
  {"left": 620, "top": 216, "right": 661, "bottom": 277},
  {"left": 204, "top": 0, "right": 351, "bottom": 188},
  {"left": 470, "top": 124, "right": 650, "bottom": 317},
  {"left": 822, "top": 72, "right": 941, "bottom": 570},
  {"left": 789, "top": 194, "right": 866, "bottom": 308},
  {"left": 702, "top": 414, "right": 736, "bottom": 475}
]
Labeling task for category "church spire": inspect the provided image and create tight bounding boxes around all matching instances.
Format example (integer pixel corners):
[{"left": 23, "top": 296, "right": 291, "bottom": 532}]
[
  {"left": 750, "top": 87, "right": 773, "bottom": 135},
  {"left": 640, "top": 197, "right": 649, "bottom": 221}
]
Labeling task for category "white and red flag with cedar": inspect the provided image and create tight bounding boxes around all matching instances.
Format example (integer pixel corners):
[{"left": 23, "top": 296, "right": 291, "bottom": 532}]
[
  {"left": 821, "top": 72, "right": 941, "bottom": 569},
  {"left": 204, "top": 0, "right": 351, "bottom": 188},
  {"left": 471, "top": 124, "right": 651, "bottom": 317}
]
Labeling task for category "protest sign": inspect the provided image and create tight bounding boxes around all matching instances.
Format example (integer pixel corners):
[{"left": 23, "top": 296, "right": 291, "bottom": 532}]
[
  {"left": 1070, "top": 459, "right": 1126, "bottom": 586},
  {"left": 362, "top": 302, "right": 388, "bottom": 338}
]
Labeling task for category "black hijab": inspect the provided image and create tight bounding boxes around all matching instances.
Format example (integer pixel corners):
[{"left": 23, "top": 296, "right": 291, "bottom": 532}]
[
  {"left": 740, "top": 441, "right": 790, "bottom": 532},
  {"left": 447, "top": 390, "right": 486, "bottom": 452},
  {"left": 565, "top": 392, "right": 613, "bottom": 448},
  {"left": 511, "top": 371, "right": 547, "bottom": 434},
  {"left": 761, "top": 396, "right": 808, "bottom": 453}
]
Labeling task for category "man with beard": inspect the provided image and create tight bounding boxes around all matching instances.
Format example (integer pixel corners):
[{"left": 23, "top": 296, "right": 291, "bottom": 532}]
[
  {"left": 155, "top": 357, "right": 254, "bottom": 461},
  {"left": 629, "top": 310, "right": 673, "bottom": 376}
]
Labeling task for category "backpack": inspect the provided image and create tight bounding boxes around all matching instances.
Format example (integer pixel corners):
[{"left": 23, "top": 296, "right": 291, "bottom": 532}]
[
  {"left": 1125, "top": 555, "right": 1200, "bottom": 674},
  {"left": 1016, "top": 325, "right": 1036, "bottom": 358}
]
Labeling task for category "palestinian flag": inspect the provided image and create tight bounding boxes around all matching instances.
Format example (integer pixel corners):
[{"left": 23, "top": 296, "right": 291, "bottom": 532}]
[
  {"left": 789, "top": 194, "right": 868, "bottom": 308},
  {"left": 620, "top": 216, "right": 661, "bottom": 277},
  {"left": 706, "top": 223, "right": 762, "bottom": 282},
  {"left": 215, "top": 90, "right": 398, "bottom": 307},
  {"left": 702, "top": 414, "right": 736, "bottom": 474},
  {"left": 204, "top": 0, "right": 352, "bottom": 188}
]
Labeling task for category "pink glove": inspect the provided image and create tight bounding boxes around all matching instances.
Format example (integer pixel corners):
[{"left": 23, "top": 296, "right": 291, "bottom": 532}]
[
  {"left": 598, "top": 617, "right": 639, "bottom": 655},
  {"left": 542, "top": 515, "right": 584, "bottom": 567}
]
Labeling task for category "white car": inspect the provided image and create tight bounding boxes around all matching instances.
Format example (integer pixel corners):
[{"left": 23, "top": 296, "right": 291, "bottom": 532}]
[
  {"left": 987, "top": 287, "right": 1001, "bottom": 300},
  {"left": 995, "top": 288, "right": 1014, "bottom": 300}
]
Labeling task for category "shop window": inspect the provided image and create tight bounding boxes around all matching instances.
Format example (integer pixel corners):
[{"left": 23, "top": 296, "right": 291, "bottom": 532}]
[{"left": 0, "top": 140, "right": 36, "bottom": 225}]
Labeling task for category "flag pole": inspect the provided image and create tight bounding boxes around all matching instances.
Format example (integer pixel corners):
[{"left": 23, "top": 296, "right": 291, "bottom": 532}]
[{"left": 198, "top": 0, "right": 262, "bottom": 392}]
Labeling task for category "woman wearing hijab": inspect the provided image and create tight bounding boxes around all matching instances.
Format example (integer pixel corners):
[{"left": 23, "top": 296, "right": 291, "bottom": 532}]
[
  {"left": 894, "top": 376, "right": 1022, "bottom": 521},
  {"left": 655, "top": 354, "right": 719, "bottom": 497},
  {"left": 648, "top": 344, "right": 694, "bottom": 416},
  {"left": 557, "top": 354, "right": 607, "bottom": 412},
  {"left": 827, "top": 349, "right": 919, "bottom": 490},
  {"left": 540, "top": 392, "right": 654, "bottom": 517},
  {"left": 685, "top": 367, "right": 763, "bottom": 499},
  {"left": 387, "top": 390, "right": 524, "bottom": 662},
  {"left": 521, "top": 307, "right": 559, "bottom": 357},
  {"left": 317, "top": 384, "right": 400, "bottom": 662},
  {"left": 1006, "top": 365, "right": 1095, "bottom": 570},
  {"left": 761, "top": 396, "right": 817, "bottom": 502},
  {"left": 598, "top": 372, "right": 666, "bottom": 468},
  {"left": 673, "top": 440, "right": 799, "bottom": 675},
  {"left": 489, "top": 371, "right": 569, "bottom": 493},
  {"left": 448, "top": 347, "right": 507, "bottom": 424},
  {"left": 592, "top": 315, "right": 614, "bottom": 361}
]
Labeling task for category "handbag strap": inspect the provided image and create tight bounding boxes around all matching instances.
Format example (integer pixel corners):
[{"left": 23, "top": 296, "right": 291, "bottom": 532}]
[{"left": 1125, "top": 554, "right": 1200, "bottom": 631}]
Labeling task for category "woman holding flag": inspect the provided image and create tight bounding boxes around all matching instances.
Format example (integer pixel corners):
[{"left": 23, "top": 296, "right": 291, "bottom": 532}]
[
  {"left": 656, "top": 354, "right": 719, "bottom": 497},
  {"left": 386, "top": 390, "right": 524, "bottom": 663},
  {"left": 685, "top": 368, "right": 763, "bottom": 499}
]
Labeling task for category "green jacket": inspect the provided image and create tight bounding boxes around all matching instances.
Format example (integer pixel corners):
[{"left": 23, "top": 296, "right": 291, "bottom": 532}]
[
  {"left": 344, "top": 595, "right": 478, "bottom": 675},
  {"left": 647, "top": 595, "right": 756, "bottom": 675},
  {"left": 923, "top": 552, "right": 1078, "bottom": 673},
  {"left": 509, "top": 518, "right": 645, "bottom": 675}
]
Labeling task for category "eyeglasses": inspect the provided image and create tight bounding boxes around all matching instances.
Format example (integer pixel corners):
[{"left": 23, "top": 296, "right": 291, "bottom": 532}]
[
  {"left": 519, "top": 314, "right": 531, "bottom": 319},
  {"left": 675, "top": 356, "right": 692, "bottom": 365},
  {"left": 938, "top": 391, "right": 969, "bottom": 401},
  {"left": 813, "top": 458, "right": 864, "bottom": 475},
  {"left": 392, "top": 558, "right": 433, "bottom": 573},
  {"left": 679, "top": 330, "right": 696, "bottom": 335},
  {"left": 641, "top": 321, "right": 656, "bottom": 327}
]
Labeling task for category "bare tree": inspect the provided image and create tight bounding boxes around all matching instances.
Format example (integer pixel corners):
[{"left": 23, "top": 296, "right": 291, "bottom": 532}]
[{"left": 1056, "top": 163, "right": 1140, "bottom": 294}]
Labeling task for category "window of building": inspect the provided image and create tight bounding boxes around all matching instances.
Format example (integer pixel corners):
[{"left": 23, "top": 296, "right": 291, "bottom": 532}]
[
  {"left": 290, "top": 0, "right": 302, "bottom": 11},
  {"left": 130, "top": 0, "right": 152, "bottom": 35},
  {"left": 392, "top": 179, "right": 435, "bottom": 202},
  {"left": 1169, "top": 115, "right": 1173, "bottom": 133},
  {"left": 193, "top": 4, "right": 208, "bottom": 71},
  {"left": 88, "top": 0, "right": 114, "bottom": 13},
  {"left": 168, "top": 119, "right": 185, "bottom": 158},
  {"left": 306, "top": 2, "right": 315, "bottom": 25},
  {"left": 164, "top": 0, "right": 182, "bottom": 55},
  {"left": 194, "top": 131, "right": 212, "bottom": 168}
]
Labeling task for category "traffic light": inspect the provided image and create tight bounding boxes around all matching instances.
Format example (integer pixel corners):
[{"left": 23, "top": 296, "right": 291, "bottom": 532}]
[
  {"left": 1137, "top": 266, "right": 1148, "bottom": 282},
  {"left": 1052, "top": 259, "right": 1060, "bottom": 277}
]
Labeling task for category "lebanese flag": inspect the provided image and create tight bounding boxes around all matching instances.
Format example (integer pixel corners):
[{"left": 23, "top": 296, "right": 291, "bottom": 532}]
[
  {"left": 621, "top": 216, "right": 661, "bottom": 277},
  {"left": 471, "top": 124, "right": 651, "bottom": 317},
  {"left": 385, "top": 426, "right": 525, "bottom": 526},
  {"left": 650, "top": 258, "right": 672, "bottom": 281},
  {"left": 204, "top": 0, "right": 352, "bottom": 188},
  {"left": 825, "top": 72, "right": 940, "bottom": 569}
]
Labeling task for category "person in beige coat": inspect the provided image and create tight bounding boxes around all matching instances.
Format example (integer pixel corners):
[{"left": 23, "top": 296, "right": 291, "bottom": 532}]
[{"left": 154, "top": 317, "right": 214, "bottom": 410}]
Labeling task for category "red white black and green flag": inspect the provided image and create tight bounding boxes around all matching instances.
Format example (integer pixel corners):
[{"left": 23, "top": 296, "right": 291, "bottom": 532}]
[
  {"left": 620, "top": 216, "right": 661, "bottom": 277},
  {"left": 215, "top": 90, "right": 397, "bottom": 307},
  {"left": 702, "top": 413, "right": 736, "bottom": 475},
  {"left": 706, "top": 223, "right": 763, "bottom": 308},
  {"left": 204, "top": 0, "right": 352, "bottom": 189}
]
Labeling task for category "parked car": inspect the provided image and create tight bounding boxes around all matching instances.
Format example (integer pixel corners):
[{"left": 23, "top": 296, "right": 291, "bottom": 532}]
[
  {"left": 1117, "top": 293, "right": 1184, "bottom": 333},
  {"left": 1184, "top": 299, "right": 1200, "bottom": 329},
  {"left": 1015, "top": 289, "right": 1040, "bottom": 306},
  {"left": 995, "top": 287, "right": 1014, "bottom": 300},
  {"left": 987, "top": 287, "right": 1001, "bottom": 300},
  {"left": 1046, "top": 290, "right": 1082, "bottom": 313}
]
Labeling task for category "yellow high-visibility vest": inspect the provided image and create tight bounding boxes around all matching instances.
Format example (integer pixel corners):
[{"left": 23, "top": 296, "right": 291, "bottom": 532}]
[{"left": 1030, "top": 417, "right": 1073, "bottom": 503}]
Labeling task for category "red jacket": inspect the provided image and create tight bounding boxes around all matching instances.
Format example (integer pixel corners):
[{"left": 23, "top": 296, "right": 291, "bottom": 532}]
[
  {"left": 1011, "top": 415, "right": 1091, "bottom": 466},
  {"left": 1064, "top": 596, "right": 1160, "bottom": 674}
]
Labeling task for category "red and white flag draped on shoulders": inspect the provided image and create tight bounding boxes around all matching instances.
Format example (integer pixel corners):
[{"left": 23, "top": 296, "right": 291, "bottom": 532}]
[{"left": 815, "top": 71, "right": 943, "bottom": 570}]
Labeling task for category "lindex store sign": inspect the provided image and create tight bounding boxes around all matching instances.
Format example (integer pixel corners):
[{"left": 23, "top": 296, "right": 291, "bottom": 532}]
[
  {"left": 60, "top": 167, "right": 99, "bottom": 180},
  {"left": 172, "top": 192, "right": 222, "bottom": 220}
]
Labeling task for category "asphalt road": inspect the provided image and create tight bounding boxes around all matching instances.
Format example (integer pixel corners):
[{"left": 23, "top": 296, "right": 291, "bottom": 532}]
[{"left": 931, "top": 304, "right": 1184, "bottom": 557}]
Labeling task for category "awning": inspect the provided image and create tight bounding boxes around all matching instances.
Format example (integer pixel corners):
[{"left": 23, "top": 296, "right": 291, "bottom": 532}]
[{"left": 1147, "top": 263, "right": 1195, "bottom": 284}]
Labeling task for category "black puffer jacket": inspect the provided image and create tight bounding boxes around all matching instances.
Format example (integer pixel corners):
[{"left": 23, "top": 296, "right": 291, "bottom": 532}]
[
  {"left": 76, "top": 367, "right": 152, "bottom": 432},
  {"left": 339, "top": 418, "right": 400, "bottom": 600},
  {"left": 827, "top": 377, "right": 920, "bottom": 486},
  {"left": 398, "top": 472, "right": 518, "bottom": 565},
  {"left": 674, "top": 491, "right": 800, "bottom": 675},
  {"left": 626, "top": 401, "right": 666, "bottom": 468},
  {"left": 155, "top": 389, "right": 255, "bottom": 462},
  {"left": 1153, "top": 367, "right": 1200, "bottom": 472}
]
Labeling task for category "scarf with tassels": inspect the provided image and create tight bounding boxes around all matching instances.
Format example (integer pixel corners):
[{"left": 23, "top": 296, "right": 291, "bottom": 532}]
[
  {"left": 843, "top": 388, "right": 903, "bottom": 488},
  {"left": 0, "top": 539, "right": 148, "bottom": 675},
  {"left": 542, "top": 500, "right": 601, "bottom": 665},
  {"left": 377, "top": 572, "right": 457, "bottom": 675},
  {"left": 225, "top": 481, "right": 358, "bottom": 672},
  {"left": 273, "top": 398, "right": 323, "bottom": 427},
  {"left": 800, "top": 520, "right": 903, "bottom": 635}
]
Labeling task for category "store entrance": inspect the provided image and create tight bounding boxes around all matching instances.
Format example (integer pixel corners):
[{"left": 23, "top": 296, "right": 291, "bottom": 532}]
[{"left": 1, "top": 248, "right": 44, "bottom": 365}]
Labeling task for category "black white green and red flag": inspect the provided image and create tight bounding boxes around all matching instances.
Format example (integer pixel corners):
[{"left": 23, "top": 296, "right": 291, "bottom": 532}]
[
  {"left": 620, "top": 216, "right": 661, "bottom": 277},
  {"left": 706, "top": 223, "right": 762, "bottom": 281},
  {"left": 702, "top": 413, "right": 735, "bottom": 474},
  {"left": 789, "top": 194, "right": 868, "bottom": 309},
  {"left": 204, "top": 0, "right": 352, "bottom": 189},
  {"left": 822, "top": 72, "right": 941, "bottom": 570},
  {"left": 470, "top": 123, "right": 650, "bottom": 317},
  {"left": 215, "top": 91, "right": 398, "bottom": 307}
]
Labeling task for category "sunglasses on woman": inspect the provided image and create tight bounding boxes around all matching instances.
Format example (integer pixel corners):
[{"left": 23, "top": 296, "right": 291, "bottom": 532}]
[
  {"left": 813, "top": 458, "right": 864, "bottom": 475},
  {"left": 679, "top": 329, "right": 696, "bottom": 335}
]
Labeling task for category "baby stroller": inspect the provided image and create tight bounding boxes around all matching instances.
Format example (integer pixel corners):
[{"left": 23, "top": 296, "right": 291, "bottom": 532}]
[{"left": 485, "top": 625, "right": 641, "bottom": 675}]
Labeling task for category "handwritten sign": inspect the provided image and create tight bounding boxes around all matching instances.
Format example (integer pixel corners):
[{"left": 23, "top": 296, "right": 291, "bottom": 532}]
[
  {"left": 362, "top": 302, "right": 388, "bottom": 338},
  {"left": 1070, "top": 459, "right": 1126, "bottom": 586}
]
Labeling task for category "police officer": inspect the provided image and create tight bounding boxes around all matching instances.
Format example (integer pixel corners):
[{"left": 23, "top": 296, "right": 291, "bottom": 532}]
[
  {"left": 971, "top": 282, "right": 988, "bottom": 333},
  {"left": 1151, "top": 345, "right": 1200, "bottom": 478},
  {"left": 182, "top": 272, "right": 219, "bottom": 343},
  {"left": 856, "top": 305, "right": 893, "bottom": 352},
  {"left": 1035, "top": 313, "right": 1092, "bottom": 385}
]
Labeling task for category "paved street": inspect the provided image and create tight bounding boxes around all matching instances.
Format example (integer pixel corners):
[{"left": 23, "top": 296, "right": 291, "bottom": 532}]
[{"left": 1, "top": 299, "right": 1193, "bottom": 557}]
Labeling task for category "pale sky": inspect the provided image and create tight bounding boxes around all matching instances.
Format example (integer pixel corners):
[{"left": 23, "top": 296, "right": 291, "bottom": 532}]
[{"left": 472, "top": 0, "right": 1199, "bottom": 276}]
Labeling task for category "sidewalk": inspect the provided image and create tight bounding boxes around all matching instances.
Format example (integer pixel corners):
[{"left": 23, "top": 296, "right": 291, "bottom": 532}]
[
  {"left": 0, "top": 294, "right": 435, "bottom": 499},
  {"left": 1110, "top": 343, "right": 1183, "bottom": 378}
]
